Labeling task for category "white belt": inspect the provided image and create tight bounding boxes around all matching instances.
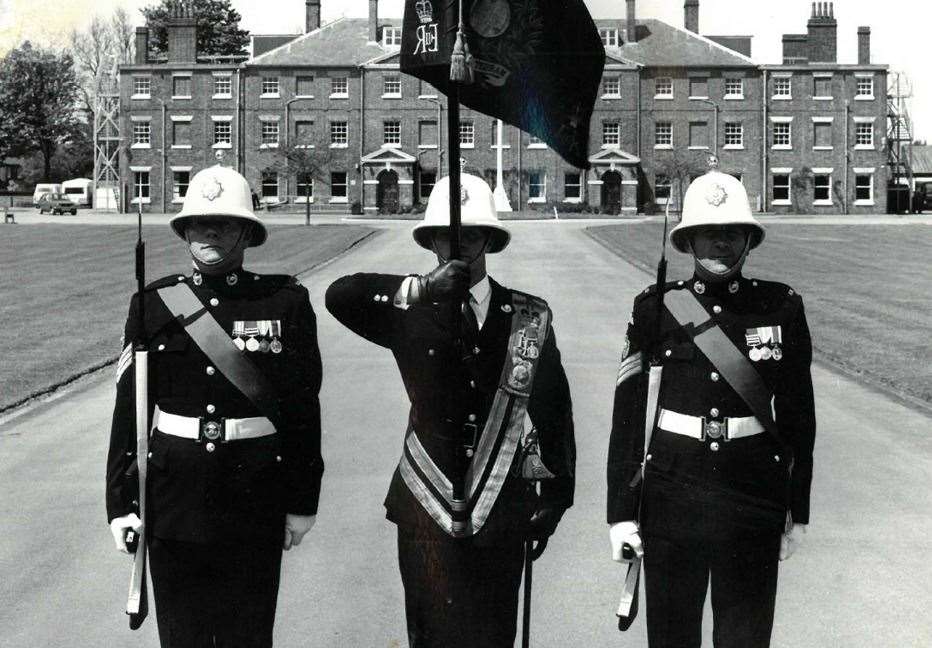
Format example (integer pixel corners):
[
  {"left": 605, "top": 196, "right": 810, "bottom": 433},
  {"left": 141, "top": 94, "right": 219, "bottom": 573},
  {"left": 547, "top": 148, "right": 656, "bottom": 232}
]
[
  {"left": 154, "top": 407, "right": 277, "bottom": 442},
  {"left": 657, "top": 408, "right": 764, "bottom": 442}
]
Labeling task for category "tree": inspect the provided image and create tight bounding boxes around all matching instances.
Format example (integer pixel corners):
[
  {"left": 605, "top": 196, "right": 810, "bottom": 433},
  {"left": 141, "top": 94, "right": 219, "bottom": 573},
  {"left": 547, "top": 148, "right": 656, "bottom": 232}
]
[
  {"left": 654, "top": 148, "right": 707, "bottom": 219},
  {"left": 267, "top": 134, "right": 333, "bottom": 225},
  {"left": 142, "top": 0, "right": 250, "bottom": 58},
  {"left": 0, "top": 42, "right": 82, "bottom": 181}
]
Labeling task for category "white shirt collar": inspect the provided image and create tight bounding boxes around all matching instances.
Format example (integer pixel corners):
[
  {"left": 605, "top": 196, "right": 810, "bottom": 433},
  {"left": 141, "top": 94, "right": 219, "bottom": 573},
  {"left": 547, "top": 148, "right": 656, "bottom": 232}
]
[{"left": 469, "top": 275, "right": 492, "bottom": 329}]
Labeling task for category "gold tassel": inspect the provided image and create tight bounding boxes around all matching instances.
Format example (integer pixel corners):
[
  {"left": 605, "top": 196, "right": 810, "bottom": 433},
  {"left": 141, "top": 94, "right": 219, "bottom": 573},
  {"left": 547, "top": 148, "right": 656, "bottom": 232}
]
[{"left": 449, "top": 29, "right": 474, "bottom": 83}]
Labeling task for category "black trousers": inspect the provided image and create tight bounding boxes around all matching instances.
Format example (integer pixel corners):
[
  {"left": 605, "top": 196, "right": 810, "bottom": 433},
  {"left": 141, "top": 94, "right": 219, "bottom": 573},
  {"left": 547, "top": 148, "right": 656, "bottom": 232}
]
[
  {"left": 642, "top": 533, "right": 780, "bottom": 648},
  {"left": 148, "top": 536, "right": 283, "bottom": 648},
  {"left": 397, "top": 526, "right": 525, "bottom": 648}
]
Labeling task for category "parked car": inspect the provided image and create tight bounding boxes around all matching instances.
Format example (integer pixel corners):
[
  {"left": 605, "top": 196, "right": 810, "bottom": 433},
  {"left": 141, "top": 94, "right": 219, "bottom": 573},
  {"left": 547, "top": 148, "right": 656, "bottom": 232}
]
[
  {"left": 913, "top": 182, "right": 932, "bottom": 213},
  {"left": 32, "top": 183, "right": 62, "bottom": 206},
  {"left": 37, "top": 192, "right": 78, "bottom": 215}
]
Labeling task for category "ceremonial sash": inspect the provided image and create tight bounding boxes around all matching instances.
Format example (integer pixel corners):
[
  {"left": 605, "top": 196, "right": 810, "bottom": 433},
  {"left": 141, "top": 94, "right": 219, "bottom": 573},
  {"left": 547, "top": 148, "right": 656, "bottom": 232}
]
[{"left": 398, "top": 292, "right": 551, "bottom": 538}]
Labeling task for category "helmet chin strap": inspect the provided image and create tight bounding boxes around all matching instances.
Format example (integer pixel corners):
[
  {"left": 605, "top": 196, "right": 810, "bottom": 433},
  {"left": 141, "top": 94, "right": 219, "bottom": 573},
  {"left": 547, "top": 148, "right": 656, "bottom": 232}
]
[
  {"left": 186, "top": 224, "right": 248, "bottom": 268},
  {"left": 689, "top": 236, "right": 751, "bottom": 283}
]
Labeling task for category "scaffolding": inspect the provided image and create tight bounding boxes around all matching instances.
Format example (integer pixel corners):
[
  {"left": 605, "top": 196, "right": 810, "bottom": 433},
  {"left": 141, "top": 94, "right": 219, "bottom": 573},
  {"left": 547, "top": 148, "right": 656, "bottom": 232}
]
[
  {"left": 887, "top": 71, "right": 913, "bottom": 211},
  {"left": 93, "top": 66, "right": 122, "bottom": 212}
]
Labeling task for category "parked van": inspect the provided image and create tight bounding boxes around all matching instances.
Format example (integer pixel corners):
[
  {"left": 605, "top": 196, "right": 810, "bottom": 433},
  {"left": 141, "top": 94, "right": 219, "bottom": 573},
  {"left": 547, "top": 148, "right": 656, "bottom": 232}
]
[
  {"left": 32, "top": 183, "right": 62, "bottom": 206},
  {"left": 62, "top": 178, "right": 93, "bottom": 207}
]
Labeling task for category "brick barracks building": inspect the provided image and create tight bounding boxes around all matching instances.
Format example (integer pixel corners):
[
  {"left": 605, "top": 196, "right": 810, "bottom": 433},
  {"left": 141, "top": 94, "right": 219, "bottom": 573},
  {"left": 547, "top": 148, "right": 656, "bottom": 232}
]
[{"left": 119, "top": 0, "right": 888, "bottom": 215}]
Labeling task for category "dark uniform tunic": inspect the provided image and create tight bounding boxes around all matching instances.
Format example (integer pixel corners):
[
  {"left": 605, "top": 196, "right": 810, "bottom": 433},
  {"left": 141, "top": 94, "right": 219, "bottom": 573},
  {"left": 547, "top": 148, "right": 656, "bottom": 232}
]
[
  {"left": 106, "top": 269, "right": 324, "bottom": 648},
  {"left": 326, "top": 273, "right": 575, "bottom": 648},
  {"left": 607, "top": 275, "right": 815, "bottom": 648}
]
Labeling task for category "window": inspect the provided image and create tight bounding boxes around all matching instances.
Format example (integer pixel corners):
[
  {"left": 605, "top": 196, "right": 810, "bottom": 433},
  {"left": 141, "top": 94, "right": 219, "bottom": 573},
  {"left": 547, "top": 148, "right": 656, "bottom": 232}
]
[
  {"left": 172, "top": 170, "right": 190, "bottom": 202},
  {"left": 419, "top": 79, "right": 437, "bottom": 98},
  {"left": 528, "top": 171, "right": 546, "bottom": 202},
  {"left": 855, "top": 172, "right": 874, "bottom": 204},
  {"left": 383, "top": 26, "right": 402, "bottom": 47},
  {"left": 602, "top": 122, "right": 620, "bottom": 148},
  {"left": 773, "top": 76, "right": 792, "bottom": 99},
  {"left": 330, "top": 121, "right": 348, "bottom": 147},
  {"left": 772, "top": 173, "right": 791, "bottom": 203},
  {"left": 213, "top": 75, "right": 232, "bottom": 97},
  {"left": 813, "top": 173, "right": 832, "bottom": 204},
  {"left": 261, "top": 171, "right": 280, "bottom": 200},
  {"left": 261, "top": 120, "right": 279, "bottom": 147},
  {"left": 855, "top": 122, "right": 874, "bottom": 148},
  {"left": 688, "top": 77, "right": 708, "bottom": 99},
  {"left": 133, "top": 171, "right": 150, "bottom": 203},
  {"left": 132, "top": 121, "right": 151, "bottom": 147},
  {"left": 655, "top": 122, "right": 673, "bottom": 148},
  {"left": 724, "top": 122, "right": 743, "bottom": 149},
  {"left": 527, "top": 134, "right": 547, "bottom": 148},
  {"left": 294, "top": 120, "right": 314, "bottom": 146},
  {"left": 172, "top": 76, "right": 192, "bottom": 98},
  {"left": 602, "top": 76, "right": 621, "bottom": 98},
  {"left": 813, "top": 75, "right": 832, "bottom": 99},
  {"left": 856, "top": 75, "right": 874, "bottom": 98},
  {"left": 459, "top": 120, "right": 474, "bottom": 147},
  {"left": 564, "top": 173, "right": 581, "bottom": 201},
  {"left": 419, "top": 171, "right": 436, "bottom": 201},
  {"left": 419, "top": 120, "right": 437, "bottom": 147},
  {"left": 655, "top": 174, "right": 672, "bottom": 203},
  {"left": 383, "top": 120, "right": 401, "bottom": 146},
  {"left": 212, "top": 120, "right": 232, "bottom": 147},
  {"left": 172, "top": 121, "right": 191, "bottom": 147},
  {"left": 772, "top": 121, "right": 792, "bottom": 149},
  {"left": 724, "top": 78, "right": 743, "bottom": 98},
  {"left": 599, "top": 28, "right": 619, "bottom": 47},
  {"left": 296, "top": 173, "right": 314, "bottom": 201},
  {"left": 132, "top": 77, "right": 151, "bottom": 97},
  {"left": 688, "top": 121, "right": 708, "bottom": 149},
  {"left": 261, "top": 77, "right": 280, "bottom": 96},
  {"left": 296, "top": 75, "right": 314, "bottom": 97},
  {"left": 330, "top": 77, "right": 348, "bottom": 97},
  {"left": 330, "top": 171, "right": 348, "bottom": 202},
  {"left": 813, "top": 120, "right": 833, "bottom": 149},
  {"left": 383, "top": 75, "right": 402, "bottom": 97},
  {"left": 655, "top": 77, "right": 673, "bottom": 98}
]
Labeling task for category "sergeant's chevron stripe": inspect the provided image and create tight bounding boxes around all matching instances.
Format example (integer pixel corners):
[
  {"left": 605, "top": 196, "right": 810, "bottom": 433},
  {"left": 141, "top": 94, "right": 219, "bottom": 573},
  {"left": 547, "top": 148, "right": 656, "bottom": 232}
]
[
  {"left": 116, "top": 344, "right": 133, "bottom": 382},
  {"left": 616, "top": 352, "right": 642, "bottom": 386}
]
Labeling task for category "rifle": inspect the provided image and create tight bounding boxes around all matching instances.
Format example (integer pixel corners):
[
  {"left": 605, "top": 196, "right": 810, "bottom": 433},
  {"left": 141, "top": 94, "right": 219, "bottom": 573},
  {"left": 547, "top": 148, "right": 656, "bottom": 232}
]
[
  {"left": 617, "top": 198, "right": 670, "bottom": 631},
  {"left": 125, "top": 200, "right": 150, "bottom": 629}
]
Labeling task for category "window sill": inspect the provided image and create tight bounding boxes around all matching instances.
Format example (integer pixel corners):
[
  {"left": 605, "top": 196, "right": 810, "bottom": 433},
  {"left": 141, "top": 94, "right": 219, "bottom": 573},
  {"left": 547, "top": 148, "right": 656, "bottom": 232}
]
[
  {"left": 330, "top": 143, "right": 348, "bottom": 149},
  {"left": 172, "top": 198, "right": 185, "bottom": 204},
  {"left": 131, "top": 144, "right": 151, "bottom": 149},
  {"left": 212, "top": 143, "right": 232, "bottom": 149},
  {"left": 654, "top": 144, "right": 674, "bottom": 150},
  {"left": 854, "top": 145, "right": 875, "bottom": 150},
  {"left": 854, "top": 200, "right": 875, "bottom": 206},
  {"left": 855, "top": 95, "right": 875, "bottom": 101},
  {"left": 329, "top": 94, "right": 349, "bottom": 100},
  {"left": 813, "top": 200, "right": 834, "bottom": 206},
  {"left": 601, "top": 144, "right": 621, "bottom": 149},
  {"left": 260, "top": 144, "right": 280, "bottom": 149},
  {"left": 260, "top": 93, "right": 281, "bottom": 99},
  {"left": 527, "top": 197, "right": 546, "bottom": 204},
  {"left": 813, "top": 96, "right": 833, "bottom": 101},
  {"left": 418, "top": 94, "right": 438, "bottom": 99},
  {"left": 654, "top": 95, "right": 674, "bottom": 100},
  {"left": 563, "top": 197, "right": 583, "bottom": 204},
  {"left": 460, "top": 143, "right": 475, "bottom": 149},
  {"left": 771, "top": 96, "right": 792, "bottom": 101},
  {"left": 418, "top": 144, "right": 438, "bottom": 149},
  {"left": 723, "top": 144, "right": 744, "bottom": 150},
  {"left": 130, "top": 198, "right": 152, "bottom": 204},
  {"left": 688, "top": 146, "right": 710, "bottom": 150},
  {"left": 771, "top": 145, "right": 792, "bottom": 150},
  {"left": 527, "top": 143, "right": 548, "bottom": 149},
  {"left": 131, "top": 94, "right": 151, "bottom": 100},
  {"left": 329, "top": 197, "right": 349, "bottom": 204},
  {"left": 261, "top": 197, "right": 283, "bottom": 204},
  {"left": 771, "top": 199, "right": 791, "bottom": 206},
  {"left": 813, "top": 146, "right": 834, "bottom": 151},
  {"left": 294, "top": 144, "right": 315, "bottom": 149},
  {"left": 601, "top": 95, "right": 621, "bottom": 100},
  {"left": 212, "top": 94, "right": 232, "bottom": 100},
  {"left": 490, "top": 145, "right": 511, "bottom": 150},
  {"left": 724, "top": 94, "right": 745, "bottom": 100},
  {"left": 294, "top": 197, "right": 315, "bottom": 204},
  {"left": 382, "top": 143, "right": 401, "bottom": 148},
  {"left": 381, "top": 93, "right": 402, "bottom": 99},
  {"left": 688, "top": 96, "right": 710, "bottom": 100},
  {"left": 171, "top": 145, "right": 192, "bottom": 149},
  {"left": 295, "top": 95, "right": 314, "bottom": 99}
]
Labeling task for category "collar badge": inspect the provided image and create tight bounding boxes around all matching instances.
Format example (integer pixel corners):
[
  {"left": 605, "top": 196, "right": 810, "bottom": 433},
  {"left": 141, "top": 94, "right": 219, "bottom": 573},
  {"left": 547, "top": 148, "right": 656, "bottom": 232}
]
[
  {"left": 728, "top": 280, "right": 739, "bottom": 294},
  {"left": 694, "top": 281, "right": 706, "bottom": 295}
]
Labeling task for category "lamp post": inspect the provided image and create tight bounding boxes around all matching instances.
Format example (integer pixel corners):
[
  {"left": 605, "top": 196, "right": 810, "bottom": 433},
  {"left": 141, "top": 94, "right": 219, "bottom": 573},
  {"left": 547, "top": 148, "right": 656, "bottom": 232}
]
[
  {"left": 420, "top": 96, "right": 443, "bottom": 175},
  {"left": 152, "top": 97, "right": 167, "bottom": 213},
  {"left": 695, "top": 98, "right": 719, "bottom": 160}
]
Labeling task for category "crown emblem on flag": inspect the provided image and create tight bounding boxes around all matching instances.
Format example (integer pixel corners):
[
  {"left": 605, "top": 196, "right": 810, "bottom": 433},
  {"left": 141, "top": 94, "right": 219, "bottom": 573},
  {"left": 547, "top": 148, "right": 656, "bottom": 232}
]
[{"left": 415, "top": 0, "right": 434, "bottom": 24}]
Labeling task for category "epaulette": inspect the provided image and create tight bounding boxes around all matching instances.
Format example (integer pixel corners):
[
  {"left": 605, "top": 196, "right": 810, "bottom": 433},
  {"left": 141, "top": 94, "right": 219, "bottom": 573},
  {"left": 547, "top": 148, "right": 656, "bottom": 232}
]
[
  {"left": 248, "top": 273, "right": 303, "bottom": 293},
  {"left": 634, "top": 279, "right": 683, "bottom": 305},
  {"left": 748, "top": 278, "right": 802, "bottom": 302},
  {"left": 144, "top": 273, "right": 190, "bottom": 292},
  {"left": 509, "top": 288, "right": 549, "bottom": 312}
]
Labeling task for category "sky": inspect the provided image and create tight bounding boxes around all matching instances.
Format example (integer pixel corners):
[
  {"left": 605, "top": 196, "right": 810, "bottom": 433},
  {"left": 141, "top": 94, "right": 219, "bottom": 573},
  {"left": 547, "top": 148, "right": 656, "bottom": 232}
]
[{"left": 1, "top": 0, "right": 929, "bottom": 139}]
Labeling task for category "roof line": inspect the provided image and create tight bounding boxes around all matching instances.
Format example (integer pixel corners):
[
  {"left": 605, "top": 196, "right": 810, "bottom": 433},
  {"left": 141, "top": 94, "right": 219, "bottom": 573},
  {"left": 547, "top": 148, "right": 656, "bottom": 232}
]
[
  {"left": 361, "top": 48, "right": 399, "bottom": 66},
  {"left": 247, "top": 17, "right": 346, "bottom": 65},
  {"left": 661, "top": 20, "right": 757, "bottom": 65},
  {"left": 605, "top": 50, "right": 643, "bottom": 67}
]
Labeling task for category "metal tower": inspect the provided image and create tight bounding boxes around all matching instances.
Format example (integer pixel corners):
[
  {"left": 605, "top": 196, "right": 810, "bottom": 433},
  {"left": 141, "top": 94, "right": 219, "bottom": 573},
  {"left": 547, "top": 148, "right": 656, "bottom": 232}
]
[
  {"left": 93, "top": 65, "right": 122, "bottom": 211},
  {"left": 887, "top": 71, "right": 914, "bottom": 211}
]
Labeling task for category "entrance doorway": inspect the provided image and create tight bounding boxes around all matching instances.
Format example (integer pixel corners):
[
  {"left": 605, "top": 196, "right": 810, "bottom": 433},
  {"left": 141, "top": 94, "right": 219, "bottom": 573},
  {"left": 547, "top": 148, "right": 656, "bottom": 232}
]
[
  {"left": 377, "top": 170, "right": 400, "bottom": 214},
  {"left": 601, "top": 170, "right": 622, "bottom": 214}
]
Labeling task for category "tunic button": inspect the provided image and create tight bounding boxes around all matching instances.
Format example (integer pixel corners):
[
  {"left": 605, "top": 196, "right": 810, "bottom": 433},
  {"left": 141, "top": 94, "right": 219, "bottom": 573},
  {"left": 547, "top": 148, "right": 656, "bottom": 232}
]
[
  {"left": 712, "top": 305, "right": 722, "bottom": 314},
  {"left": 147, "top": 451, "right": 152, "bottom": 459},
  {"left": 209, "top": 298, "right": 219, "bottom": 307},
  {"left": 206, "top": 404, "right": 216, "bottom": 414},
  {"left": 645, "top": 454, "right": 652, "bottom": 462},
  {"left": 373, "top": 294, "right": 381, "bottom": 302},
  {"left": 158, "top": 344, "right": 165, "bottom": 351},
  {"left": 710, "top": 441, "right": 720, "bottom": 452},
  {"left": 774, "top": 455, "right": 781, "bottom": 462},
  {"left": 381, "top": 295, "right": 389, "bottom": 303},
  {"left": 710, "top": 372, "right": 720, "bottom": 382},
  {"left": 473, "top": 346, "right": 480, "bottom": 355},
  {"left": 276, "top": 455, "right": 282, "bottom": 463},
  {"left": 428, "top": 348, "right": 435, "bottom": 356},
  {"left": 710, "top": 407, "right": 720, "bottom": 418},
  {"left": 206, "top": 366, "right": 216, "bottom": 376},
  {"left": 466, "top": 448, "right": 474, "bottom": 458},
  {"left": 469, "top": 380, "right": 476, "bottom": 389},
  {"left": 468, "top": 414, "right": 477, "bottom": 422},
  {"left": 205, "top": 442, "right": 216, "bottom": 453},
  {"left": 664, "top": 349, "right": 672, "bottom": 358}
]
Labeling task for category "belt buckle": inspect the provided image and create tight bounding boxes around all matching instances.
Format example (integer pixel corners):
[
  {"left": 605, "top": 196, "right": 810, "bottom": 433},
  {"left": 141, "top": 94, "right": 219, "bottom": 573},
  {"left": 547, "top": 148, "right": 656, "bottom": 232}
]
[
  {"left": 463, "top": 423, "right": 479, "bottom": 451},
  {"left": 199, "top": 418, "right": 226, "bottom": 443},
  {"left": 702, "top": 417, "right": 728, "bottom": 441}
]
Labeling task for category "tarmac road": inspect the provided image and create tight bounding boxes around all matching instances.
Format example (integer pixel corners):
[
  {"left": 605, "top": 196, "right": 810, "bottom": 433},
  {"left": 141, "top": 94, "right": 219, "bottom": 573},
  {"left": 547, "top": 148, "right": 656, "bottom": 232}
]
[{"left": 1, "top": 221, "right": 930, "bottom": 647}]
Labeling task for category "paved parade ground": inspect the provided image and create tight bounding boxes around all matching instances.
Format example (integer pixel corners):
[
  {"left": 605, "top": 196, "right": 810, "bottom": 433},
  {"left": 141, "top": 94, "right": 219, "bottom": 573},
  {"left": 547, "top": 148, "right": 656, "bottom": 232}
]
[{"left": 1, "top": 220, "right": 931, "bottom": 647}]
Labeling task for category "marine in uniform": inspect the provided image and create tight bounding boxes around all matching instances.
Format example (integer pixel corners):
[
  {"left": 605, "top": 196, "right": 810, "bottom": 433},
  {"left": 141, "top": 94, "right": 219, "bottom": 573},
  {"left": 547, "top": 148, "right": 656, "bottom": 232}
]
[
  {"left": 607, "top": 165, "right": 815, "bottom": 647},
  {"left": 106, "top": 165, "right": 324, "bottom": 647},
  {"left": 325, "top": 174, "right": 575, "bottom": 648}
]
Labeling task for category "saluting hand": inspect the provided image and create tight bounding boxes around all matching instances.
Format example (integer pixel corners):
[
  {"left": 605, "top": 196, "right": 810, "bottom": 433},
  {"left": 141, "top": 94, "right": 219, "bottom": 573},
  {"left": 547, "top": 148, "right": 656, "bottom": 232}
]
[
  {"left": 109, "top": 513, "right": 143, "bottom": 554},
  {"left": 421, "top": 261, "right": 470, "bottom": 303},
  {"left": 283, "top": 514, "right": 316, "bottom": 550}
]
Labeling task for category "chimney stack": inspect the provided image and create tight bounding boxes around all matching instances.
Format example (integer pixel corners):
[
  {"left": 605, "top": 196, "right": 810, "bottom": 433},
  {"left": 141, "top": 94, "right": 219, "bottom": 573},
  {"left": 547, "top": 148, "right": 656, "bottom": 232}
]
[
  {"left": 806, "top": 1, "right": 837, "bottom": 63},
  {"left": 626, "top": 0, "right": 637, "bottom": 43},
  {"left": 167, "top": 1, "right": 198, "bottom": 64},
  {"left": 135, "top": 27, "right": 149, "bottom": 64},
  {"left": 858, "top": 26, "right": 871, "bottom": 65},
  {"left": 369, "top": 0, "right": 378, "bottom": 43},
  {"left": 684, "top": 0, "right": 699, "bottom": 34},
  {"left": 306, "top": 0, "right": 321, "bottom": 33}
]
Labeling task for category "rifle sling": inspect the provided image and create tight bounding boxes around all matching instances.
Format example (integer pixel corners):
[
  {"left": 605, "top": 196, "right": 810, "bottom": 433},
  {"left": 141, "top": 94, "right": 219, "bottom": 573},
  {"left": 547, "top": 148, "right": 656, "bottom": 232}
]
[{"left": 156, "top": 283, "right": 281, "bottom": 424}]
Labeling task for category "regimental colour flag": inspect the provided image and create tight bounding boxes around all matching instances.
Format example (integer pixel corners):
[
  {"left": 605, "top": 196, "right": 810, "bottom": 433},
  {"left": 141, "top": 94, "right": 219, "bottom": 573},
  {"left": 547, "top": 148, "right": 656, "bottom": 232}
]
[{"left": 400, "top": 0, "right": 606, "bottom": 169}]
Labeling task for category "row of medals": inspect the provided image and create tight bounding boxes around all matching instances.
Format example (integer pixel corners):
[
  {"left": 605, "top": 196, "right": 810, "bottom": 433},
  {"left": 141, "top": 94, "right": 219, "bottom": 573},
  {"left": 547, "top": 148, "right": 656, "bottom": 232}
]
[
  {"left": 749, "top": 345, "right": 782, "bottom": 362},
  {"left": 234, "top": 335, "right": 283, "bottom": 354}
]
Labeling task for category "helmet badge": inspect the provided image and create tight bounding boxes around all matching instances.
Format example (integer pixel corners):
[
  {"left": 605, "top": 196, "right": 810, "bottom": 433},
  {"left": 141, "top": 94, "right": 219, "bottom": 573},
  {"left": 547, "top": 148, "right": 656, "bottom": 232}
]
[
  {"left": 202, "top": 177, "right": 223, "bottom": 201},
  {"left": 706, "top": 184, "right": 728, "bottom": 207},
  {"left": 460, "top": 187, "right": 469, "bottom": 205}
]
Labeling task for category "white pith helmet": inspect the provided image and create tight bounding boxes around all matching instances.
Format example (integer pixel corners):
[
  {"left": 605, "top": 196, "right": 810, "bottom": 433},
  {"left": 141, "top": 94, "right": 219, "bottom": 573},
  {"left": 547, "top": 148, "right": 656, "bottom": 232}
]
[
  {"left": 170, "top": 165, "right": 268, "bottom": 247},
  {"left": 412, "top": 173, "right": 510, "bottom": 253},
  {"left": 669, "top": 167, "right": 765, "bottom": 254}
]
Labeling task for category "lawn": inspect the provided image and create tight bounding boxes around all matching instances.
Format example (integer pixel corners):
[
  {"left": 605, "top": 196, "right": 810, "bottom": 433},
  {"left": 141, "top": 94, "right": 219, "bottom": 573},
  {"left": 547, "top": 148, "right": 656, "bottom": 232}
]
[
  {"left": 0, "top": 224, "right": 377, "bottom": 412},
  {"left": 586, "top": 222, "right": 932, "bottom": 407}
]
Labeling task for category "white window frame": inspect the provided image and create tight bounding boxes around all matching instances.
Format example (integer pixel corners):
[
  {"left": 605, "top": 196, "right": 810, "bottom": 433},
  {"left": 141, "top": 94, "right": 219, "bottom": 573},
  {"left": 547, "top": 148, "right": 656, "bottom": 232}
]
[
  {"left": 855, "top": 73, "right": 875, "bottom": 100},
  {"left": 293, "top": 120, "right": 315, "bottom": 148},
  {"left": 330, "top": 171, "right": 348, "bottom": 204},
  {"left": 655, "top": 77, "right": 673, "bottom": 99},
  {"left": 854, "top": 117, "right": 875, "bottom": 149},
  {"left": 295, "top": 75, "right": 315, "bottom": 98},
  {"left": 418, "top": 79, "right": 438, "bottom": 99},
  {"left": 853, "top": 167, "right": 875, "bottom": 205},
  {"left": 812, "top": 72, "right": 833, "bottom": 101},
  {"left": 724, "top": 77, "right": 744, "bottom": 100},
  {"left": 564, "top": 172, "right": 582, "bottom": 202},
  {"left": 772, "top": 74, "right": 792, "bottom": 100},
  {"left": 418, "top": 120, "right": 438, "bottom": 149},
  {"left": 723, "top": 122, "right": 744, "bottom": 150},
  {"left": 260, "top": 118, "right": 280, "bottom": 148},
  {"left": 131, "top": 168, "right": 152, "bottom": 204},
  {"left": 688, "top": 121, "right": 709, "bottom": 150},
  {"left": 170, "top": 115, "right": 193, "bottom": 149},
  {"left": 599, "top": 28, "right": 619, "bottom": 47},
  {"left": 382, "top": 75, "right": 402, "bottom": 99},
  {"left": 419, "top": 171, "right": 437, "bottom": 201},
  {"left": 383, "top": 120, "right": 401, "bottom": 147},
  {"left": 527, "top": 171, "right": 546, "bottom": 203},
  {"left": 602, "top": 76, "right": 621, "bottom": 99},
  {"left": 382, "top": 26, "right": 402, "bottom": 48},
  {"left": 170, "top": 167, "right": 192, "bottom": 204},
  {"left": 171, "top": 71, "right": 193, "bottom": 100},
  {"left": 212, "top": 72, "right": 232, "bottom": 98},
  {"left": 211, "top": 115, "right": 233, "bottom": 148},
  {"left": 261, "top": 76, "right": 280, "bottom": 98},
  {"left": 812, "top": 116, "right": 834, "bottom": 150},
  {"left": 655, "top": 173, "right": 672, "bottom": 205},
  {"left": 295, "top": 173, "right": 314, "bottom": 204},
  {"left": 130, "top": 116, "right": 151, "bottom": 149},
  {"left": 330, "top": 121, "right": 348, "bottom": 148},
  {"left": 770, "top": 167, "right": 793, "bottom": 205},
  {"left": 602, "top": 122, "right": 620, "bottom": 149},
  {"left": 459, "top": 121, "right": 475, "bottom": 149},
  {"left": 812, "top": 167, "right": 834, "bottom": 206},
  {"left": 261, "top": 170, "right": 281, "bottom": 202},
  {"left": 330, "top": 76, "right": 349, "bottom": 99},
  {"left": 688, "top": 77, "right": 709, "bottom": 100},
  {"left": 654, "top": 121, "right": 673, "bottom": 149},
  {"left": 131, "top": 76, "right": 151, "bottom": 99},
  {"left": 770, "top": 116, "right": 793, "bottom": 150},
  {"left": 527, "top": 134, "right": 547, "bottom": 149}
]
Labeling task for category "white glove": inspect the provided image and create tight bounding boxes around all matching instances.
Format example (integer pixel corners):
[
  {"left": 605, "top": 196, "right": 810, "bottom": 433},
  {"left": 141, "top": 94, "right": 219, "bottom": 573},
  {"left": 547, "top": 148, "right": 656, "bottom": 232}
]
[
  {"left": 780, "top": 523, "right": 807, "bottom": 561},
  {"left": 109, "top": 513, "right": 143, "bottom": 554},
  {"left": 610, "top": 521, "right": 644, "bottom": 563},
  {"left": 283, "top": 514, "right": 316, "bottom": 550}
]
